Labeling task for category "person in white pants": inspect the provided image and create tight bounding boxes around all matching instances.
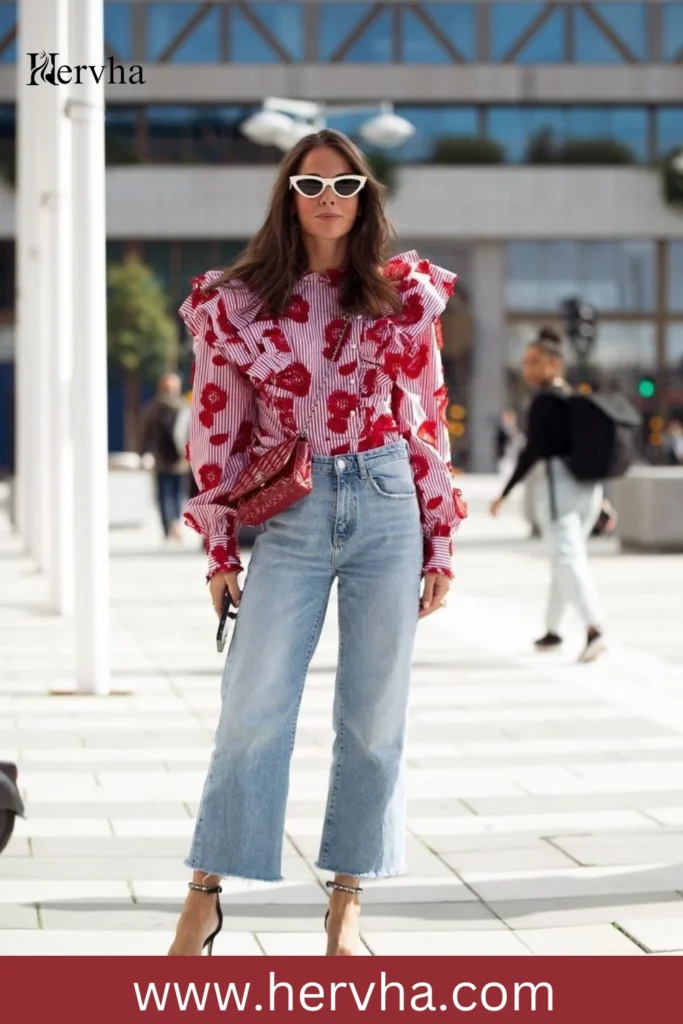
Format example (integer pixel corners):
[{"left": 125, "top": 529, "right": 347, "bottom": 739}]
[{"left": 490, "top": 327, "right": 606, "bottom": 663}]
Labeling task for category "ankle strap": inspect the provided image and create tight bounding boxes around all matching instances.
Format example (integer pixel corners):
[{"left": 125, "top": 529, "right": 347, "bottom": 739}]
[
  {"left": 326, "top": 880, "right": 363, "bottom": 895},
  {"left": 188, "top": 882, "right": 222, "bottom": 895}
]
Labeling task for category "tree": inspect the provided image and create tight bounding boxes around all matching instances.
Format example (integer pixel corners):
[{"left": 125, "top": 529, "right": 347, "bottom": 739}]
[{"left": 107, "top": 255, "right": 179, "bottom": 451}]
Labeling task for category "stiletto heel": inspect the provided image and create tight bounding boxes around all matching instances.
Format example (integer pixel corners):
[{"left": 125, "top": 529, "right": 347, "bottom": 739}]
[{"left": 188, "top": 881, "right": 223, "bottom": 956}]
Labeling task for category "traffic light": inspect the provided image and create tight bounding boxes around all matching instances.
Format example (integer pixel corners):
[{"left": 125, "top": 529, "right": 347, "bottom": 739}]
[
  {"left": 562, "top": 298, "right": 598, "bottom": 355},
  {"left": 638, "top": 377, "right": 656, "bottom": 400}
]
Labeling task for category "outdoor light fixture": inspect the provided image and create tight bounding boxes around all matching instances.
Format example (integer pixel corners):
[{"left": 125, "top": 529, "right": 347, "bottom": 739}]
[{"left": 240, "top": 97, "right": 415, "bottom": 153}]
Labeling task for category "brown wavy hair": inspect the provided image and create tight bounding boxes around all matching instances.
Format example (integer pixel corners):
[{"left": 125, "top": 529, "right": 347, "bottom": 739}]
[{"left": 208, "top": 129, "right": 401, "bottom": 319}]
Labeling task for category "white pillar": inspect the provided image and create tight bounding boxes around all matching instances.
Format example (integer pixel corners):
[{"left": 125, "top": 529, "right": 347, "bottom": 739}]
[
  {"left": 69, "top": 0, "right": 110, "bottom": 693},
  {"left": 40, "top": 0, "right": 74, "bottom": 615},
  {"left": 470, "top": 243, "right": 507, "bottom": 474},
  {"left": 15, "top": 1, "right": 46, "bottom": 563}
]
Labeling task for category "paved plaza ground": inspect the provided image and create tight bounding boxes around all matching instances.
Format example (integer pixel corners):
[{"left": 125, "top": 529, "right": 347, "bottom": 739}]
[{"left": 1, "top": 477, "right": 683, "bottom": 956}]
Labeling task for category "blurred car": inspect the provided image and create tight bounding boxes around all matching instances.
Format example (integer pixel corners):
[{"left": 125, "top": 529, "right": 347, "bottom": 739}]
[{"left": 0, "top": 762, "right": 25, "bottom": 854}]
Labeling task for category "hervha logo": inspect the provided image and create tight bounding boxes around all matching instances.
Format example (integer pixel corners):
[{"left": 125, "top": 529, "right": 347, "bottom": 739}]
[{"left": 27, "top": 51, "right": 145, "bottom": 86}]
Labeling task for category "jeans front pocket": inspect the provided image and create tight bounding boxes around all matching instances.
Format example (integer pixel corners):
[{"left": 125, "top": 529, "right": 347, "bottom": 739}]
[{"left": 366, "top": 458, "right": 417, "bottom": 500}]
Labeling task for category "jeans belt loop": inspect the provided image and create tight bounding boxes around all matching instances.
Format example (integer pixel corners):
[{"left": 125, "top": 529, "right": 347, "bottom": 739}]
[{"left": 357, "top": 451, "right": 368, "bottom": 479}]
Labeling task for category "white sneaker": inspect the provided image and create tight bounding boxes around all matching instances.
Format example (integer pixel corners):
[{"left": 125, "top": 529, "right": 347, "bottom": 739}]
[{"left": 579, "top": 632, "right": 607, "bottom": 663}]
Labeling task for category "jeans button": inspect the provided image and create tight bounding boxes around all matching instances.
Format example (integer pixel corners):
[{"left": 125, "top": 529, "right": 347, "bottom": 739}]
[{"left": 336, "top": 458, "right": 346, "bottom": 471}]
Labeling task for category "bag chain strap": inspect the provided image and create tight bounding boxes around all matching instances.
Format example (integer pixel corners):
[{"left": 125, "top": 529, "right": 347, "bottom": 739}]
[{"left": 297, "top": 316, "right": 354, "bottom": 440}]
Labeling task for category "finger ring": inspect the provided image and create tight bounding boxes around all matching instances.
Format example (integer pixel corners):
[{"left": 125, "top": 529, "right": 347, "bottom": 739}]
[{"left": 440, "top": 599, "right": 448, "bottom": 609}]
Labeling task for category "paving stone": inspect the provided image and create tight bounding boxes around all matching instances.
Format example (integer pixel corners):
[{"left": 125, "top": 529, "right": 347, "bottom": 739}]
[
  {"left": 616, "top": 918, "right": 683, "bottom": 953},
  {"left": 363, "top": 930, "right": 530, "bottom": 956},
  {"left": 30, "top": 837, "right": 192, "bottom": 859},
  {"left": 257, "top": 932, "right": 371, "bottom": 956},
  {"left": 516, "top": 924, "right": 644, "bottom": 955},
  {"left": 0, "top": 929, "right": 262, "bottom": 955},
  {"left": 490, "top": 894, "right": 683, "bottom": 930},
  {"left": 0, "top": 858, "right": 190, "bottom": 881},
  {"left": 440, "top": 846, "right": 577, "bottom": 873},
  {"left": 0, "top": 905, "right": 40, "bottom": 928}
]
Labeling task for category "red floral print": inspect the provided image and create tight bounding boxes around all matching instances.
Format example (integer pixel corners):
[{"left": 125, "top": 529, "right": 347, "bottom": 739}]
[
  {"left": 426, "top": 495, "right": 444, "bottom": 510},
  {"left": 263, "top": 327, "right": 291, "bottom": 353},
  {"left": 331, "top": 442, "right": 351, "bottom": 456},
  {"left": 382, "top": 351, "right": 404, "bottom": 381},
  {"left": 417, "top": 420, "right": 438, "bottom": 447},
  {"left": 361, "top": 368, "right": 378, "bottom": 397},
  {"left": 397, "top": 293, "right": 425, "bottom": 328},
  {"left": 339, "top": 360, "right": 358, "bottom": 377},
  {"left": 328, "top": 391, "right": 360, "bottom": 417},
  {"left": 273, "top": 396, "right": 298, "bottom": 434},
  {"left": 215, "top": 297, "right": 240, "bottom": 341},
  {"left": 402, "top": 343, "right": 430, "bottom": 380},
  {"left": 231, "top": 420, "right": 253, "bottom": 455},
  {"left": 410, "top": 453, "right": 429, "bottom": 482},
  {"left": 198, "top": 410, "right": 214, "bottom": 429},
  {"left": 284, "top": 294, "right": 310, "bottom": 323},
  {"left": 273, "top": 361, "right": 312, "bottom": 397},
  {"left": 209, "top": 433, "right": 229, "bottom": 447},
  {"left": 201, "top": 382, "right": 228, "bottom": 415},
  {"left": 198, "top": 463, "right": 222, "bottom": 490},
  {"left": 212, "top": 354, "right": 229, "bottom": 367},
  {"left": 323, "top": 318, "right": 349, "bottom": 360},
  {"left": 326, "top": 268, "right": 345, "bottom": 287}
]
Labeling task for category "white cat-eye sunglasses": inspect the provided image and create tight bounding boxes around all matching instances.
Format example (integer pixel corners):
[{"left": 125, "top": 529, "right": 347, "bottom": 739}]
[{"left": 289, "top": 175, "right": 367, "bottom": 199}]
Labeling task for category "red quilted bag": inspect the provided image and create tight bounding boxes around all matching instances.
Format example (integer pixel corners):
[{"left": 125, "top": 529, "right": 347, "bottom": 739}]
[{"left": 225, "top": 317, "right": 352, "bottom": 526}]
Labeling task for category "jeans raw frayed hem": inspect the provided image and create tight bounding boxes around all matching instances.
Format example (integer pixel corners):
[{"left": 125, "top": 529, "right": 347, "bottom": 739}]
[
  {"left": 184, "top": 857, "right": 284, "bottom": 884},
  {"left": 315, "top": 860, "right": 407, "bottom": 880}
]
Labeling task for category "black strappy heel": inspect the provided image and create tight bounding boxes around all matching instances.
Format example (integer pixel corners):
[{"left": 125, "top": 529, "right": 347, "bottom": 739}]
[
  {"left": 324, "top": 879, "right": 363, "bottom": 932},
  {"left": 188, "top": 881, "right": 223, "bottom": 956}
]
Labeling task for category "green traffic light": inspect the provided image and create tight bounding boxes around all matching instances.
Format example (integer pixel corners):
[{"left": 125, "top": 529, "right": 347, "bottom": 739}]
[{"left": 638, "top": 378, "right": 656, "bottom": 399}]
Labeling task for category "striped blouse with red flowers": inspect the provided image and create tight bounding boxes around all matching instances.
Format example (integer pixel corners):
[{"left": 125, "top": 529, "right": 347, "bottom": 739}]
[{"left": 179, "top": 251, "right": 462, "bottom": 581}]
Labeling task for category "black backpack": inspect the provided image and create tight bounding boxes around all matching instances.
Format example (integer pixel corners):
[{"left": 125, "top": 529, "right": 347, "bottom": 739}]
[
  {"left": 154, "top": 402, "right": 182, "bottom": 465},
  {"left": 566, "top": 391, "right": 641, "bottom": 482}
]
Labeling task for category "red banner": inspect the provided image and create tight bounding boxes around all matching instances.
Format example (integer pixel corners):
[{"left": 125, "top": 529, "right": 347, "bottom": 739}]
[{"left": 0, "top": 956, "right": 678, "bottom": 1021}]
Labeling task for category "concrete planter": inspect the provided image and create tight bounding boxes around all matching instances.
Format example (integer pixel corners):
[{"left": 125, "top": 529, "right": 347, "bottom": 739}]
[
  {"left": 108, "top": 453, "right": 154, "bottom": 529},
  {"left": 611, "top": 466, "right": 683, "bottom": 553}
]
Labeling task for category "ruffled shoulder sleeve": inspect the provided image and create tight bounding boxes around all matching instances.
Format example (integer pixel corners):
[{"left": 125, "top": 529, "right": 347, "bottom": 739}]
[
  {"left": 384, "top": 250, "right": 458, "bottom": 339},
  {"left": 178, "top": 269, "right": 263, "bottom": 346}
]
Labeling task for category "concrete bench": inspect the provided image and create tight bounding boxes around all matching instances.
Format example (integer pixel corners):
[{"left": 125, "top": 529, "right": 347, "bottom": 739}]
[{"left": 611, "top": 466, "right": 683, "bottom": 553}]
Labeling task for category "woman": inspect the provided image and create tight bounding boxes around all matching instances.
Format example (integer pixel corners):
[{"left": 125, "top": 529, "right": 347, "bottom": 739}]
[
  {"left": 490, "top": 327, "right": 606, "bottom": 663},
  {"left": 169, "top": 130, "right": 462, "bottom": 957}
]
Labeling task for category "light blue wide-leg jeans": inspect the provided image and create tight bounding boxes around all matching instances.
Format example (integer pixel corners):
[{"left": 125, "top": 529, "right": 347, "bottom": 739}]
[{"left": 186, "top": 440, "right": 423, "bottom": 881}]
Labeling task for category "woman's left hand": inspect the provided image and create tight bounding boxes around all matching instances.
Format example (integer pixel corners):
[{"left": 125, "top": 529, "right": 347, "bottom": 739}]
[{"left": 419, "top": 572, "right": 452, "bottom": 619}]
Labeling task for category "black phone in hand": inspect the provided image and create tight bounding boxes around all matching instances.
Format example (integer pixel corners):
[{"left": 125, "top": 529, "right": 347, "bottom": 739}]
[{"left": 216, "top": 591, "right": 237, "bottom": 653}]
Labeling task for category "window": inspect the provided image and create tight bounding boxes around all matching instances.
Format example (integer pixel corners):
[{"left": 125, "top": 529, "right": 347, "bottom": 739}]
[
  {"left": 246, "top": 3, "right": 304, "bottom": 61},
  {"left": 657, "top": 108, "right": 683, "bottom": 158},
  {"left": 403, "top": 4, "right": 476, "bottom": 62},
  {"left": 575, "top": 5, "right": 645, "bottom": 63},
  {"left": 319, "top": 4, "right": 368, "bottom": 60},
  {"left": 391, "top": 105, "right": 479, "bottom": 161},
  {"left": 592, "top": 4, "right": 647, "bottom": 61},
  {"left": 143, "top": 105, "right": 273, "bottom": 164},
  {"left": 491, "top": 4, "right": 563, "bottom": 62},
  {"left": 104, "top": 3, "right": 132, "bottom": 60},
  {"left": 105, "top": 107, "right": 139, "bottom": 164},
  {"left": 506, "top": 241, "right": 655, "bottom": 312},
  {"left": 488, "top": 106, "right": 648, "bottom": 164},
  {"left": 663, "top": 3, "right": 683, "bottom": 61},
  {"left": 343, "top": 6, "right": 392, "bottom": 62},
  {"left": 147, "top": 3, "right": 220, "bottom": 62},
  {"left": 669, "top": 243, "right": 683, "bottom": 312},
  {"left": 0, "top": 3, "right": 16, "bottom": 63}
]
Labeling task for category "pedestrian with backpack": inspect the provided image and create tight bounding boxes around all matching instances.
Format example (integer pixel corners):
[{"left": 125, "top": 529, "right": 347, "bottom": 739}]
[
  {"left": 490, "top": 326, "right": 639, "bottom": 663},
  {"left": 140, "top": 373, "right": 190, "bottom": 541}
]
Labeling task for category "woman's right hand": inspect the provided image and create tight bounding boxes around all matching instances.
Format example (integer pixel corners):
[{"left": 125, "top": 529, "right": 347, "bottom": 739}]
[{"left": 208, "top": 572, "right": 242, "bottom": 617}]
